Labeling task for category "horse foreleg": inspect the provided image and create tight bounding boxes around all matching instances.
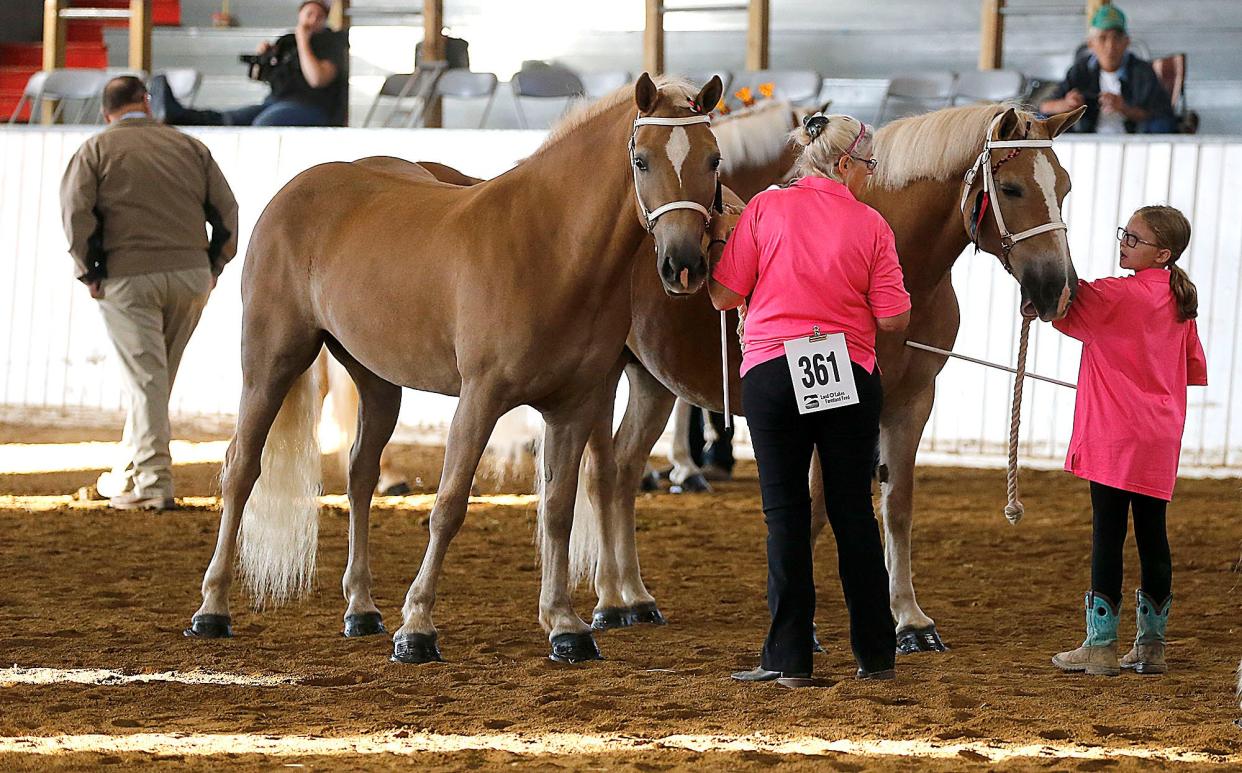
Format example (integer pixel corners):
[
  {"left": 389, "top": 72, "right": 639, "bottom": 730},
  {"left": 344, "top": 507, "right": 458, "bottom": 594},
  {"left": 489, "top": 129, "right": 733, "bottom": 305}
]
[
  {"left": 392, "top": 385, "right": 503, "bottom": 663},
  {"left": 578, "top": 364, "right": 628, "bottom": 628},
  {"left": 668, "top": 399, "right": 710, "bottom": 492},
  {"left": 880, "top": 382, "right": 946, "bottom": 653},
  {"left": 589, "top": 361, "right": 674, "bottom": 629},
  {"left": 328, "top": 343, "right": 402, "bottom": 638},
  {"left": 539, "top": 384, "right": 614, "bottom": 663}
]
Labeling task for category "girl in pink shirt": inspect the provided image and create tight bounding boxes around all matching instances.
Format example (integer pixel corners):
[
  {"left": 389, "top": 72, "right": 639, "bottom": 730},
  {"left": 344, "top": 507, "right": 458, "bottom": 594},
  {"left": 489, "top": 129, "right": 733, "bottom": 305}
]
[
  {"left": 711, "top": 114, "right": 911, "bottom": 687},
  {"left": 1051, "top": 205, "right": 1207, "bottom": 677}
]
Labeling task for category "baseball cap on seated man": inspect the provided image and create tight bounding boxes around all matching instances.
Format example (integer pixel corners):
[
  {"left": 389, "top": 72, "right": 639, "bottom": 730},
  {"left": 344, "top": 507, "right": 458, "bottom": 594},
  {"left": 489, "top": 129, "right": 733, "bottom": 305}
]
[{"left": 1090, "top": 4, "right": 1127, "bottom": 34}]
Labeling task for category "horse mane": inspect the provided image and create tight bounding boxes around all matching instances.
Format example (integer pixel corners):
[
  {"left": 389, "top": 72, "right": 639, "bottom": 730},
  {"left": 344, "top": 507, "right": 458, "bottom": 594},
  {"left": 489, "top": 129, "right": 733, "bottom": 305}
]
[
  {"left": 870, "top": 102, "right": 1030, "bottom": 190},
  {"left": 534, "top": 76, "right": 699, "bottom": 155},
  {"left": 713, "top": 100, "right": 794, "bottom": 176}
]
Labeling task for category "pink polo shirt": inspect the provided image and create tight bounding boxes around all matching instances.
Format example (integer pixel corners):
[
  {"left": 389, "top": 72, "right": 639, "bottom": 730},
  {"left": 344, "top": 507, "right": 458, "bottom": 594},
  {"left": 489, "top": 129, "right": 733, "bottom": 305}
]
[
  {"left": 713, "top": 176, "right": 911, "bottom": 376},
  {"left": 1053, "top": 269, "right": 1208, "bottom": 500}
]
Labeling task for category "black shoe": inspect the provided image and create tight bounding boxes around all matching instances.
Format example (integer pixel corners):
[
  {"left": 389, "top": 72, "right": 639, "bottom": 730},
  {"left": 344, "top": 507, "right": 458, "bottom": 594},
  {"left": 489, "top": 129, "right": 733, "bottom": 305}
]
[
  {"left": 856, "top": 667, "right": 896, "bottom": 681},
  {"left": 731, "top": 667, "right": 813, "bottom": 688}
]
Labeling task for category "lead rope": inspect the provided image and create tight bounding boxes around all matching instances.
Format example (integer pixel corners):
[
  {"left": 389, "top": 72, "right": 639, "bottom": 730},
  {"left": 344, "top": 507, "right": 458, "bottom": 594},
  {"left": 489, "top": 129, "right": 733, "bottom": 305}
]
[{"left": 1004, "top": 314, "right": 1033, "bottom": 525}]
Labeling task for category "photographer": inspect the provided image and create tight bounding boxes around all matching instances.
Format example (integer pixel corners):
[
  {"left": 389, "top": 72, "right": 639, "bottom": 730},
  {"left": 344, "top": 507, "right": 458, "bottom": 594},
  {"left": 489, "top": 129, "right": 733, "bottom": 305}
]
[{"left": 152, "top": 0, "right": 347, "bottom": 127}]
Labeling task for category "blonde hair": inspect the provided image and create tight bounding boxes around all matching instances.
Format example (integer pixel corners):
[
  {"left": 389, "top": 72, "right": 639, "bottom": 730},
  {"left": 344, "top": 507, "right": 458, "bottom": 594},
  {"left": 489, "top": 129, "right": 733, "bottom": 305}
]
[
  {"left": 788, "top": 114, "right": 873, "bottom": 183},
  {"left": 1134, "top": 205, "right": 1197, "bottom": 321}
]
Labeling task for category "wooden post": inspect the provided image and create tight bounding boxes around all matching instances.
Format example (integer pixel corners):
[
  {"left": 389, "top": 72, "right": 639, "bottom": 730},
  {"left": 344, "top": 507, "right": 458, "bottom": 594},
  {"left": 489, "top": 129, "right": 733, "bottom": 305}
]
[
  {"left": 42, "top": 0, "right": 67, "bottom": 124},
  {"left": 1086, "top": 0, "right": 1110, "bottom": 32},
  {"left": 422, "top": 0, "right": 444, "bottom": 127},
  {"left": 328, "top": 0, "right": 349, "bottom": 31},
  {"left": 745, "top": 0, "right": 769, "bottom": 71},
  {"left": 643, "top": 0, "right": 663, "bottom": 76},
  {"left": 979, "top": 0, "right": 1004, "bottom": 70},
  {"left": 129, "top": 0, "right": 152, "bottom": 74}
]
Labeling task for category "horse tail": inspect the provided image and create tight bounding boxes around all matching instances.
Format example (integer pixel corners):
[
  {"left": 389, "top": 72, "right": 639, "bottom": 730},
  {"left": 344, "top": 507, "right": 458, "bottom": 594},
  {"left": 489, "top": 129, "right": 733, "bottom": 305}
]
[
  {"left": 238, "top": 367, "right": 322, "bottom": 608},
  {"left": 324, "top": 354, "right": 358, "bottom": 477},
  {"left": 568, "top": 453, "right": 598, "bottom": 588}
]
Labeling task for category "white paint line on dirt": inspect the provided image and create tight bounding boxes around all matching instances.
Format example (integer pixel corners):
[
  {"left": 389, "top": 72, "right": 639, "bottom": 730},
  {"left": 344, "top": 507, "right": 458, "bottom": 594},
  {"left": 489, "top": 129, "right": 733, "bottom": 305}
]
[
  {"left": 0, "top": 493, "right": 538, "bottom": 513},
  {"left": 0, "top": 731, "right": 1233, "bottom": 764},
  {"left": 0, "top": 667, "right": 296, "bottom": 688}
]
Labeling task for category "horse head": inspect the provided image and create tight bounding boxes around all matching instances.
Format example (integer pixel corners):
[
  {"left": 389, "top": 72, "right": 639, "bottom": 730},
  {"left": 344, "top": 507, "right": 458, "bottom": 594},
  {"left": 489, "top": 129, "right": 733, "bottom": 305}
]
[
  {"left": 631, "top": 73, "right": 724, "bottom": 296},
  {"left": 960, "top": 105, "right": 1087, "bottom": 321}
]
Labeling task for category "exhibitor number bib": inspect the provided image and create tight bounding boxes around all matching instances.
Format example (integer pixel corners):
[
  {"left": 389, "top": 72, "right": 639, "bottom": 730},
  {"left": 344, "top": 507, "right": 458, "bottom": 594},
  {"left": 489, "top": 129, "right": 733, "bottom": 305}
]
[{"left": 783, "top": 329, "right": 859, "bottom": 414}]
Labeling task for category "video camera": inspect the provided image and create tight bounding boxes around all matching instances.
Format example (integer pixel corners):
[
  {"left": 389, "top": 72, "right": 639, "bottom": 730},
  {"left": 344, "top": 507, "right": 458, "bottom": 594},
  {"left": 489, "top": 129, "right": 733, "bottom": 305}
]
[{"left": 239, "top": 52, "right": 280, "bottom": 83}]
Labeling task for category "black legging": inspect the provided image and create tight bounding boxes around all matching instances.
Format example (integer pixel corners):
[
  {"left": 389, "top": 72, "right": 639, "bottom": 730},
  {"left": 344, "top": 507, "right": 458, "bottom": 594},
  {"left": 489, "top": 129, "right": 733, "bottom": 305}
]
[
  {"left": 1090, "top": 481, "right": 1172, "bottom": 606},
  {"left": 742, "top": 357, "right": 895, "bottom": 675}
]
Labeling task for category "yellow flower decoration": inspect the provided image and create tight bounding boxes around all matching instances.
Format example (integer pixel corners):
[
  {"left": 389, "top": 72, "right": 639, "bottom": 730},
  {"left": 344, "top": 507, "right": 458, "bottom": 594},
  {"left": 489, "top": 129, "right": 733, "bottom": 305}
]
[
  {"left": 734, "top": 86, "right": 754, "bottom": 107},
  {"left": 758, "top": 82, "right": 775, "bottom": 99},
  {"left": 715, "top": 98, "right": 731, "bottom": 115}
]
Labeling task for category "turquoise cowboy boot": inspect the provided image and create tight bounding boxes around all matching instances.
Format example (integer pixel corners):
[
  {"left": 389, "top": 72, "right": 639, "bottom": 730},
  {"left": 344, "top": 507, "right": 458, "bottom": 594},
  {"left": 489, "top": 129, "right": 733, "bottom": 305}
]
[
  {"left": 1120, "top": 590, "right": 1170, "bottom": 674},
  {"left": 1052, "top": 591, "right": 1120, "bottom": 676}
]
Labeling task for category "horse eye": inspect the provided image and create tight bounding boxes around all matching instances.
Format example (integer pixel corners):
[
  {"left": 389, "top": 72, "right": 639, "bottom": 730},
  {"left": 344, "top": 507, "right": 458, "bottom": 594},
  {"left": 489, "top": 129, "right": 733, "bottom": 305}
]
[
  {"left": 710, "top": 155, "right": 722, "bottom": 171},
  {"left": 1000, "top": 184, "right": 1023, "bottom": 197},
  {"left": 633, "top": 157, "right": 648, "bottom": 172}
]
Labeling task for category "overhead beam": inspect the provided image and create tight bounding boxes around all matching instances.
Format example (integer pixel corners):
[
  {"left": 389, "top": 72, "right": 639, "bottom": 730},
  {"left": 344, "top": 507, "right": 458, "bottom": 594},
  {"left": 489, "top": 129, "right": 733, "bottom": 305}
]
[
  {"left": 745, "top": 0, "right": 768, "bottom": 71},
  {"left": 979, "top": 0, "right": 1004, "bottom": 70}
]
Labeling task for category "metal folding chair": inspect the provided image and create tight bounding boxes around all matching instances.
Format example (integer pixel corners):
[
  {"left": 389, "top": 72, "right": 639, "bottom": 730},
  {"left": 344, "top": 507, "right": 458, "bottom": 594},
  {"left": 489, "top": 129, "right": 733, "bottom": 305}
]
[
  {"left": 157, "top": 68, "right": 203, "bottom": 107},
  {"left": 434, "top": 69, "right": 499, "bottom": 129},
  {"left": 876, "top": 72, "right": 957, "bottom": 124},
  {"left": 510, "top": 67, "right": 584, "bottom": 129},
  {"left": 952, "top": 70, "right": 1025, "bottom": 105},
  {"left": 362, "top": 64, "right": 445, "bottom": 128},
  {"left": 37, "top": 69, "right": 110, "bottom": 124},
  {"left": 578, "top": 70, "right": 631, "bottom": 100},
  {"left": 7, "top": 71, "right": 49, "bottom": 124}
]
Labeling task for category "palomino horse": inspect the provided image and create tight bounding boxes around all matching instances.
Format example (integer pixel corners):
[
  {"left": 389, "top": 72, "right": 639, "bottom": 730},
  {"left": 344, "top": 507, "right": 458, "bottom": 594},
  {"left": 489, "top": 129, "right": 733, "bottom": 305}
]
[
  {"left": 574, "top": 103, "right": 1088, "bottom": 646},
  {"left": 185, "top": 74, "right": 726, "bottom": 665}
]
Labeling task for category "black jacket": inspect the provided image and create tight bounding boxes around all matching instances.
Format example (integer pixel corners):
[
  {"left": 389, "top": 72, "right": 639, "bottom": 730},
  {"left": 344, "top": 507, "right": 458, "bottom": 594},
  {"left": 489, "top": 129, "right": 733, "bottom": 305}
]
[{"left": 1048, "top": 52, "right": 1175, "bottom": 134}]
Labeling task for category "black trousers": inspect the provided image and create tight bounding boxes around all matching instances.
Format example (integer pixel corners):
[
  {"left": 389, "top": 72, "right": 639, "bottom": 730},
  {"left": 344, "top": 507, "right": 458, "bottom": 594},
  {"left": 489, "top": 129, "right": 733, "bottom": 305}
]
[
  {"left": 742, "top": 357, "right": 895, "bottom": 675},
  {"left": 688, "top": 407, "right": 735, "bottom": 472},
  {"left": 1089, "top": 481, "right": 1172, "bottom": 606}
]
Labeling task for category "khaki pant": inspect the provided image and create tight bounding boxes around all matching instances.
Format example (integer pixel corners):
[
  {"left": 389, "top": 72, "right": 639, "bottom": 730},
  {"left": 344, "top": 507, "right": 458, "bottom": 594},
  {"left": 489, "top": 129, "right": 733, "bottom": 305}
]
[{"left": 95, "top": 267, "right": 213, "bottom": 499}]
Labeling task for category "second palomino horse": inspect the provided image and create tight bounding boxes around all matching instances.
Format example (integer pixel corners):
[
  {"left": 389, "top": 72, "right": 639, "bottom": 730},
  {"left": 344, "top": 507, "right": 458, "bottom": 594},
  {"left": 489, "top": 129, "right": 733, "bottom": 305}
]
[
  {"left": 184, "top": 75, "right": 726, "bottom": 664},
  {"left": 574, "top": 103, "right": 1087, "bottom": 648}
]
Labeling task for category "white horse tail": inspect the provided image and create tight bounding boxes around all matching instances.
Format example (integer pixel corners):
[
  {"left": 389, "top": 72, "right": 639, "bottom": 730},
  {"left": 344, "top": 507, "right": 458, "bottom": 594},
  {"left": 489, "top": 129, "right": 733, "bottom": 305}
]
[
  {"left": 323, "top": 354, "right": 358, "bottom": 476},
  {"left": 238, "top": 367, "right": 322, "bottom": 608},
  {"left": 568, "top": 452, "right": 598, "bottom": 588}
]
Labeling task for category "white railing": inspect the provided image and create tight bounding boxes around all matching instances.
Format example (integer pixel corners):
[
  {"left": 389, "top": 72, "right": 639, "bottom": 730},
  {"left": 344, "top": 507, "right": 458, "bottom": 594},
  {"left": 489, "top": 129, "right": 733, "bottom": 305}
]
[{"left": 1, "top": 127, "right": 1238, "bottom": 470}]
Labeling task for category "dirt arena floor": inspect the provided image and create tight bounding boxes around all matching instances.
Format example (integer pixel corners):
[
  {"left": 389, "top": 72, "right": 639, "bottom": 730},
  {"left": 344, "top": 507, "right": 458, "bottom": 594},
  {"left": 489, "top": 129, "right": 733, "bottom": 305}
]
[{"left": 2, "top": 422, "right": 1241, "bottom": 770}]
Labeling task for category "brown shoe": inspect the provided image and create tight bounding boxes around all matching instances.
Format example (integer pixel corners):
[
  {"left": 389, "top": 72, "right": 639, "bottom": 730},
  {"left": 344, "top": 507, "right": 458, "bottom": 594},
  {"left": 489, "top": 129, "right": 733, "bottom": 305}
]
[{"left": 109, "top": 492, "right": 177, "bottom": 511}]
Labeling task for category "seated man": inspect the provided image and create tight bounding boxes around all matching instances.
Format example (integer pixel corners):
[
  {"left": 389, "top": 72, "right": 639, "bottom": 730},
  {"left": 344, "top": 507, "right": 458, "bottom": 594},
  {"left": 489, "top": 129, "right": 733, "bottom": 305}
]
[
  {"left": 1039, "top": 4, "right": 1175, "bottom": 134},
  {"left": 153, "top": 0, "right": 346, "bottom": 127}
]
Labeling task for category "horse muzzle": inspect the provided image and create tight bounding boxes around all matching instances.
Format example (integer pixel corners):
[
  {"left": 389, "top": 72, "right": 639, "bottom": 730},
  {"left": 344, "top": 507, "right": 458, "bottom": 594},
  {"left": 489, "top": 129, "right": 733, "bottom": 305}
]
[
  {"left": 658, "top": 245, "right": 708, "bottom": 296},
  {"left": 1019, "top": 261, "right": 1078, "bottom": 321}
]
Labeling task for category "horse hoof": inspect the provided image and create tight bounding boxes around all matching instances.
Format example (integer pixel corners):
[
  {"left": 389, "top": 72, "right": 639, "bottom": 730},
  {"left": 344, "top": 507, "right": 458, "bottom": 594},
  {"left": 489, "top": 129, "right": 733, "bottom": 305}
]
[
  {"left": 671, "top": 474, "right": 711, "bottom": 494},
  {"left": 812, "top": 636, "right": 824, "bottom": 654},
  {"left": 380, "top": 482, "right": 412, "bottom": 496},
  {"left": 896, "top": 625, "right": 948, "bottom": 654},
  {"left": 343, "top": 612, "right": 387, "bottom": 637},
  {"left": 629, "top": 601, "right": 667, "bottom": 626},
  {"left": 183, "top": 614, "right": 232, "bottom": 639},
  {"left": 549, "top": 632, "right": 602, "bottom": 664},
  {"left": 391, "top": 632, "right": 443, "bottom": 663},
  {"left": 639, "top": 471, "right": 660, "bottom": 492},
  {"left": 592, "top": 607, "right": 633, "bottom": 630}
]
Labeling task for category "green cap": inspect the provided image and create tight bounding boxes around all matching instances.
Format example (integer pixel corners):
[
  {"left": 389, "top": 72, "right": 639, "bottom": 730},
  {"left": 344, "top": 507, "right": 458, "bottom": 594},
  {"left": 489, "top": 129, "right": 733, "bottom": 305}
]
[{"left": 1091, "top": 4, "right": 1127, "bottom": 34}]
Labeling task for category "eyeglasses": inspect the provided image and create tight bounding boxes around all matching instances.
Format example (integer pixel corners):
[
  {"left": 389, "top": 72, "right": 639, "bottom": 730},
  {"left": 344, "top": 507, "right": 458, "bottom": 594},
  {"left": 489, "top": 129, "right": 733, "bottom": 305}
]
[
  {"left": 1116, "top": 227, "right": 1159, "bottom": 249},
  {"left": 849, "top": 155, "right": 878, "bottom": 173}
]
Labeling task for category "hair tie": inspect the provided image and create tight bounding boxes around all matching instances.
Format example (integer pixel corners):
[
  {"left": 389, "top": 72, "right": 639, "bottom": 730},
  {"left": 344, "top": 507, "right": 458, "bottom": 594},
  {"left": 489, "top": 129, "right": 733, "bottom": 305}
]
[{"left": 803, "top": 113, "right": 829, "bottom": 141}]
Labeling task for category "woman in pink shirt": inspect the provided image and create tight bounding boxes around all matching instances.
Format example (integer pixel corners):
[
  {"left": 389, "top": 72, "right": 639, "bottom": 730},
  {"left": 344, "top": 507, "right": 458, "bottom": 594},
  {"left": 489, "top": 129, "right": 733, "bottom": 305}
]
[
  {"left": 710, "top": 114, "right": 911, "bottom": 686},
  {"left": 1051, "top": 205, "right": 1207, "bottom": 677}
]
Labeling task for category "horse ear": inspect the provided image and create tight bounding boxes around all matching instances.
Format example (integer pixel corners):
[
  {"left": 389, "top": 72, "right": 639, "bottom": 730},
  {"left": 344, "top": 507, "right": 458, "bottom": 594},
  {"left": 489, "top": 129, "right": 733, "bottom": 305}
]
[
  {"left": 695, "top": 76, "right": 723, "bottom": 117},
  {"left": 994, "top": 107, "right": 1021, "bottom": 140},
  {"left": 635, "top": 73, "right": 659, "bottom": 114},
  {"left": 1044, "top": 105, "right": 1087, "bottom": 138}
]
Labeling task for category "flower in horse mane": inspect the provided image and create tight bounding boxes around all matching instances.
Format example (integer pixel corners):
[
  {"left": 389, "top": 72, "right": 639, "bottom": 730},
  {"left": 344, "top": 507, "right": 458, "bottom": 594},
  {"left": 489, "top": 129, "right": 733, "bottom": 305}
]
[
  {"left": 734, "top": 87, "right": 755, "bottom": 107},
  {"left": 758, "top": 82, "right": 775, "bottom": 99},
  {"left": 715, "top": 98, "right": 731, "bottom": 115}
]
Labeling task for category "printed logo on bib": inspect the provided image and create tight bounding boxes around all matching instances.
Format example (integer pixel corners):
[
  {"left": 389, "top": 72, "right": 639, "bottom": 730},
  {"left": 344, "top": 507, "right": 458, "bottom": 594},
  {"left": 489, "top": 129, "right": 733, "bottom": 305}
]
[{"left": 783, "top": 330, "right": 859, "bottom": 414}]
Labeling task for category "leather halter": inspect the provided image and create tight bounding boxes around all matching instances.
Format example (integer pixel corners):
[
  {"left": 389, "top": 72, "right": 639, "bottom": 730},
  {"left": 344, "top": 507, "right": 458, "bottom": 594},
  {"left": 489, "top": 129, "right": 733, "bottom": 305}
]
[
  {"left": 629, "top": 114, "right": 718, "bottom": 231},
  {"left": 960, "top": 112, "right": 1067, "bottom": 274}
]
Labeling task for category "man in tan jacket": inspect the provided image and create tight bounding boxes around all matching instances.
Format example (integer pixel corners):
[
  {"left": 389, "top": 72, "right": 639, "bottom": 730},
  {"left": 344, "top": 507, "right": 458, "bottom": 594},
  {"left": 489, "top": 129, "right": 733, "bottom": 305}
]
[{"left": 60, "top": 76, "right": 238, "bottom": 510}]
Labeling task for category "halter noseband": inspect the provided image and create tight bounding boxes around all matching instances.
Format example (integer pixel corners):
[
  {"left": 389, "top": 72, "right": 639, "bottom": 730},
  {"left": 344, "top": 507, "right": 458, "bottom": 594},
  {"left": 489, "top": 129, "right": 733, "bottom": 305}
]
[
  {"left": 629, "top": 114, "right": 718, "bottom": 232},
  {"left": 960, "top": 112, "right": 1067, "bottom": 273}
]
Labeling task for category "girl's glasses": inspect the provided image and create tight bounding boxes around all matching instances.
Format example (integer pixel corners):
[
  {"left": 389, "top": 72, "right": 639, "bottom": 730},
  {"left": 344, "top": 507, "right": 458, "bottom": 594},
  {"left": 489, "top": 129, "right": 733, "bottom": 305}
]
[
  {"left": 1117, "top": 227, "right": 1159, "bottom": 249},
  {"left": 850, "top": 155, "right": 878, "bottom": 173}
]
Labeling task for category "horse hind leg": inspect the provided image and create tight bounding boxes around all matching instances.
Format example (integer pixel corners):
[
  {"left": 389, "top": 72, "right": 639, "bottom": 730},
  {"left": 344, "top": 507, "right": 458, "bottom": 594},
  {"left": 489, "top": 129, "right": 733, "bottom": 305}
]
[
  {"left": 668, "top": 399, "right": 711, "bottom": 493},
  {"left": 392, "top": 384, "right": 506, "bottom": 663},
  {"left": 186, "top": 325, "right": 324, "bottom": 639},
  {"left": 326, "top": 340, "right": 402, "bottom": 638},
  {"left": 881, "top": 383, "right": 947, "bottom": 654}
]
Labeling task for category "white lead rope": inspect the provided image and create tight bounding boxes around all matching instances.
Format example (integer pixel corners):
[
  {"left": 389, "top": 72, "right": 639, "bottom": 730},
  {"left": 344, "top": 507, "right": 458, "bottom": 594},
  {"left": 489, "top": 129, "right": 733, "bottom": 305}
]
[{"left": 720, "top": 310, "right": 732, "bottom": 430}]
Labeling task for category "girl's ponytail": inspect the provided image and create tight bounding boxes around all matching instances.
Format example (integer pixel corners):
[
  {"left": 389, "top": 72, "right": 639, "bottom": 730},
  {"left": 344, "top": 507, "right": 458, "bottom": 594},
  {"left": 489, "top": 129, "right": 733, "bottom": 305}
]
[
  {"left": 1135, "top": 205, "right": 1197, "bottom": 322},
  {"left": 1168, "top": 263, "right": 1198, "bottom": 321}
]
